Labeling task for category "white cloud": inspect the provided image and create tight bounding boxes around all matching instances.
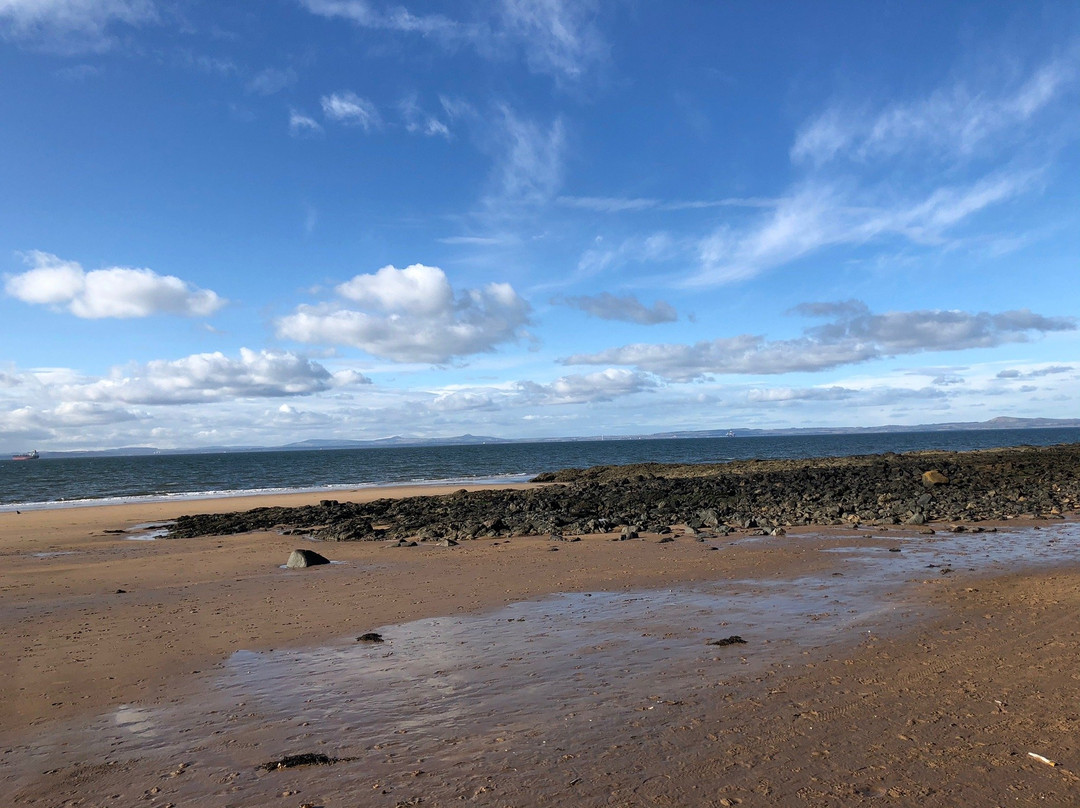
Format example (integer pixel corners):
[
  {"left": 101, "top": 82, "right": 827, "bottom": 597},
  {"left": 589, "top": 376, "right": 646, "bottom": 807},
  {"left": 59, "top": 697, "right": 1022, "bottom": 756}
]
[
  {"left": 792, "top": 58, "right": 1077, "bottom": 166},
  {"left": 321, "top": 91, "right": 382, "bottom": 130},
  {"left": 565, "top": 301, "right": 1076, "bottom": 381},
  {"left": 276, "top": 263, "right": 532, "bottom": 363},
  {"left": 517, "top": 368, "right": 656, "bottom": 405},
  {"left": 67, "top": 348, "right": 366, "bottom": 405},
  {"left": 248, "top": 66, "right": 297, "bottom": 96},
  {"left": 0, "top": 0, "right": 156, "bottom": 52},
  {"left": 400, "top": 95, "right": 451, "bottom": 138},
  {"left": 489, "top": 106, "right": 565, "bottom": 205},
  {"left": 691, "top": 172, "right": 1035, "bottom": 286},
  {"left": 289, "top": 109, "right": 323, "bottom": 136},
  {"left": 5, "top": 251, "right": 225, "bottom": 319},
  {"left": 299, "top": 0, "right": 606, "bottom": 82},
  {"left": 559, "top": 292, "right": 677, "bottom": 325},
  {"left": 498, "top": 0, "right": 606, "bottom": 83}
]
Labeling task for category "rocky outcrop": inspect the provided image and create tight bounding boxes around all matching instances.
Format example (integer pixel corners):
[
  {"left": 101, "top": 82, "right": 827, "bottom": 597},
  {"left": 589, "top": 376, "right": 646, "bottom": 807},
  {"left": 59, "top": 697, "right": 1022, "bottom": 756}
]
[{"left": 169, "top": 443, "right": 1080, "bottom": 543}]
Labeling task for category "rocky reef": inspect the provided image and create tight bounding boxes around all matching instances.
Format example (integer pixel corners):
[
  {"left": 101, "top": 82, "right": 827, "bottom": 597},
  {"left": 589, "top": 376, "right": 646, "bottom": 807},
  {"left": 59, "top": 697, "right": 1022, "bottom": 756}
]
[{"left": 168, "top": 443, "right": 1080, "bottom": 542}]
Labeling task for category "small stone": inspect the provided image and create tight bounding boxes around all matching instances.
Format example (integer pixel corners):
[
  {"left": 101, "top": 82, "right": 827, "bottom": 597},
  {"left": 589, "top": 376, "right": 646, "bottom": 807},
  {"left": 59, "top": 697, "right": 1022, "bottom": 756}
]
[{"left": 357, "top": 633, "right": 384, "bottom": 643}]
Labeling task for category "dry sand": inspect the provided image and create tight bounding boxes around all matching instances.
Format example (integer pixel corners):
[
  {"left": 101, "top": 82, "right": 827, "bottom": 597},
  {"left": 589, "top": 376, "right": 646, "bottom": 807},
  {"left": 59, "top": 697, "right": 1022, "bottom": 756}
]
[{"left": 3, "top": 486, "right": 1080, "bottom": 806}]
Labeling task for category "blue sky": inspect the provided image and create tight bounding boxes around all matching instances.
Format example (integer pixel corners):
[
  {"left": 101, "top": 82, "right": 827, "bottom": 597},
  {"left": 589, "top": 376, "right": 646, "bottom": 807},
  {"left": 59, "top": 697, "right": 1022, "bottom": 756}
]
[{"left": 1, "top": 1, "right": 1079, "bottom": 450}]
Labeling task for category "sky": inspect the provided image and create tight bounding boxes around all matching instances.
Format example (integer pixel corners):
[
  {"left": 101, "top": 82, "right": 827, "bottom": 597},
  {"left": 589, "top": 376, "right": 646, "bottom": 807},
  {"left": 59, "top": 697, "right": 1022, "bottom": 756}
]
[{"left": 1, "top": 1, "right": 1079, "bottom": 451}]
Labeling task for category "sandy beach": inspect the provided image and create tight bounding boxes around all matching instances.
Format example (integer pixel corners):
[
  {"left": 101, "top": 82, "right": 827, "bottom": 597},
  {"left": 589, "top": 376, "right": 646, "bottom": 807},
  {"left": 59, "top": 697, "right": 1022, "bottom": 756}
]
[{"left": 4, "top": 485, "right": 1080, "bottom": 806}]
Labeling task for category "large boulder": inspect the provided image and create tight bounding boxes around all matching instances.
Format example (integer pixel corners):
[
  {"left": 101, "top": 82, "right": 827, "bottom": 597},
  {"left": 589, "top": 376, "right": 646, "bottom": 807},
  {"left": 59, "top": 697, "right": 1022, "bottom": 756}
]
[{"left": 286, "top": 548, "right": 331, "bottom": 568}]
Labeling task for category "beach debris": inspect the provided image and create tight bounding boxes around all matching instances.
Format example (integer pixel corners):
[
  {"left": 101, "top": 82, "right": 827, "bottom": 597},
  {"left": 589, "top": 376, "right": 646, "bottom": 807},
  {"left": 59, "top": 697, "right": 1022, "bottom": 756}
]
[
  {"left": 1027, "top": 752, "right": 1056, "bottom": 767},
  {"left": 658, "top": 536, "right": 675, "bottom": 543},
  {"left": 357, "top": 632, "right": 384, "bottom": 643},
  {"left": 707, "top": 635, "right": 747, "bottom": 647},
  {"left": 394, "top": 539, "right": 419, "bottom": 547},
  {"left": 115, "top": 589, "right": 127, "bottom": 594},
  {"left": 888, "top": 547, "right": 902, "bottom": 552},
  {"left": 260, "top": 753, "right": 343, "bottom": 771},
  {"left": 285, "top": 549, "right": 330, "bottom": 568}
]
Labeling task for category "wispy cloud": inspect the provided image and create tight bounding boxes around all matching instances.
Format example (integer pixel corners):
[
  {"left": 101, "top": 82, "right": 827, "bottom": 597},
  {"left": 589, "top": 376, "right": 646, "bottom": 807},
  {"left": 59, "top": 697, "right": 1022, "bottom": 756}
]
[
  {"left": 686, "top": 55, "right": 1076, "bottom": 287},
  {"left": 5, "top": 251, "right": 225, "bottom": 319},
  {"left": 289, "top": 109, "right": 324, "bottom": 136},
  {"left": 487, "top": 105, "right": 565, "bottom": 205},
  {"left": 247, "top": 66, "right": 298, "bottom": 96},
  {"left": 299, "top": 0, "right": 607, "bottom": 83},
  {"left": 399, "top": 94, "right": 451, "bottom": 138},
  {"left": 564, "top": 300, "right": 1076, "bottom": 381},
  {"left": 321, "top": 91, "right": 382, "bottom": 130},
  {"left": 0, "top": 0, "right": 157, "bottom": 53},
  {"left": 690, "top": 171, "right": 1037, "bottom": 286},
  {"left": 792, "top": 58, "right": 1077, "bottom": 166}
]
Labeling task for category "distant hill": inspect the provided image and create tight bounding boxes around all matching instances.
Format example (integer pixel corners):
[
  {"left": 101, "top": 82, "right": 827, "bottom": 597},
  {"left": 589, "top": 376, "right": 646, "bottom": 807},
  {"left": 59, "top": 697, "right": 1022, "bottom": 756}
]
[{"left": 11, "top": 417, "right": 1080, "bottom": 459}]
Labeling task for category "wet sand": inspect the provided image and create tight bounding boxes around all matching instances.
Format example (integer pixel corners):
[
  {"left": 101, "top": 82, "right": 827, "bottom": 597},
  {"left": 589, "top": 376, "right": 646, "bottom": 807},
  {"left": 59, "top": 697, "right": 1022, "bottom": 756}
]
[{"left": 3, "top": 487, "right": 1080, "bottom": 806}]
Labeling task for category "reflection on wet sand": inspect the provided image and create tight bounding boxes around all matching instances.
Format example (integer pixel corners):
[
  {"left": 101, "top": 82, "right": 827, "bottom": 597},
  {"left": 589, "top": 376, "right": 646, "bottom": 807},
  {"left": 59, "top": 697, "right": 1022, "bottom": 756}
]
[{"left": 6, "top": 521, "right": 1080, "bottom": 807}]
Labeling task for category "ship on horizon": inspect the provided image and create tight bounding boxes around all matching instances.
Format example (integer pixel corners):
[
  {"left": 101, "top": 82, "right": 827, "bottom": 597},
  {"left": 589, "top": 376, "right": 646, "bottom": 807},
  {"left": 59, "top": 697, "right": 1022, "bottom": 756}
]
[{"left": 12, "top": 450, "right": 39, "bottom": 461}]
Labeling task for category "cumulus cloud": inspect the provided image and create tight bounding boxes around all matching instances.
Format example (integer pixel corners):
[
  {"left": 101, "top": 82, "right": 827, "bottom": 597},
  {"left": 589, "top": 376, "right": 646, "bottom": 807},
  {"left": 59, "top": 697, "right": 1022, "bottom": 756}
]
[
  {"left": 276, "top": 263, "right": 531, "bottom": 363},
  {"left": 564, "top": 301, "right": 1076, "bottom": 381},
  {"left": 4, "top": 251, "right": 225, "bottom": 318},
  {"left": 429, "top": 367, "right": 656, "bottom": 411},
  {"left": 516, "top": 368, "right": 657, "bottom": 405},
  {"left": 0, "top": 0, "right": 157, "bottom": 52},
  {"left": 559, "top": 292, "right": 677, "bottom": 325},
  {"left": 321, "top": 91, "right": 382, "bottom": 130},
  {"left": 67, "top": 348, "right": 366, "bottom": 405}
]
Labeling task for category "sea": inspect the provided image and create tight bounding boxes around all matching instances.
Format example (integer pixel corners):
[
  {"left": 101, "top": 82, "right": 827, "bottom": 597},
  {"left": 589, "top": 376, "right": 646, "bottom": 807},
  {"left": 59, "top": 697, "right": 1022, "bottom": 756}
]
[{"left": 3, "top": 427, "right": 1080, "bottom": 512}]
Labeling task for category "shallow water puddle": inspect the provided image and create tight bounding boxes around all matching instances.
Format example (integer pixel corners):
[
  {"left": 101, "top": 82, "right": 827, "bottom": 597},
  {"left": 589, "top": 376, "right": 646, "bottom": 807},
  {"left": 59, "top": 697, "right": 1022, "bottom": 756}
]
[{"left": 6, "top": 522, "right": 1080, "bottom": 805}]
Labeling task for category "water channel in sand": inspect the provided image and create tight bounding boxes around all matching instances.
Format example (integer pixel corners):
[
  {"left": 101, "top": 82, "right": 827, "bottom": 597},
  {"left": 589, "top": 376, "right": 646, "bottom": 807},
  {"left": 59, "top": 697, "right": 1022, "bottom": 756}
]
[{"left": 7, "top": 522, "right": 1080, "bottom": 806}]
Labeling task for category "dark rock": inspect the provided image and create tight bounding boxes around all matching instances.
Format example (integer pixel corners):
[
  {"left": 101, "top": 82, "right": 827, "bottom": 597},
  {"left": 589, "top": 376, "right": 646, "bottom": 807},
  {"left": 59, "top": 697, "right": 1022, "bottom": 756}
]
[
  {"left": 658, "top": 536, "right": 675, "bottom": 544},
  {"left": 707, "top": 635, "right": 747, "bottom": 647},
  {"left": 260, "top": 753, "right": 342, "bottom": 771},
  {"left": 286, "top": 549, "right": 330, "bottom": 568},
  {"left": 167, "top": 444, "right": 1080, "bottom": 547},
  {"left": 356, "top": 632, "right": 384, "bottom": 643}
]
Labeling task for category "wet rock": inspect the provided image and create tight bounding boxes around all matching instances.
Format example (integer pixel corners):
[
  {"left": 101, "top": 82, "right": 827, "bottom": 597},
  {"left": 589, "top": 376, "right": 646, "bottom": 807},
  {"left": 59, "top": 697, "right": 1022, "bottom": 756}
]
[
  {"left": 260, "top": 753, "right": 342, "bottom": 771},
  {"left": 356, "top": 632, "right": 384, "bottom": 643},
  {"left": 657, "top": 536, "right": 675, "bottom": 544},
  {"left": 707, "top": 635, "right": 747, "bottom": 647},
  {"left": 169, "top": 444, "right": 1080, "bottom": 545},
  {"left": 285, "top": 549, "right": 330, "bottom": 568}
]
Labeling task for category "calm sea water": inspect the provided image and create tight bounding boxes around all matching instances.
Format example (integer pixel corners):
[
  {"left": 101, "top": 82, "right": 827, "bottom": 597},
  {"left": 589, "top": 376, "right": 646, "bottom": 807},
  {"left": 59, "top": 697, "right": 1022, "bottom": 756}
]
[{"left": 3, "top": 428, "right": 1079, "bottom": 511}]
